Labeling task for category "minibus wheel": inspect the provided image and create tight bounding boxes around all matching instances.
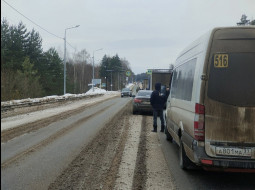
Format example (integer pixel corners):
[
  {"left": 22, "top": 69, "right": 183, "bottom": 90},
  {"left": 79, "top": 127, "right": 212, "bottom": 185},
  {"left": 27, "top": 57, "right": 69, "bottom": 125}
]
[
  {"left": 179, "top": 141, "right": 192, "bottom": 170},
  {"left": 165, "top": 127, "right": 173, "bottom": 142}
]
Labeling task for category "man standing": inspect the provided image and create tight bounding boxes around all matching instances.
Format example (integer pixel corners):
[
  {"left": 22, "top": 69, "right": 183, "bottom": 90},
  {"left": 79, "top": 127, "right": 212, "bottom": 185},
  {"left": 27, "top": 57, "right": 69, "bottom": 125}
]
[{"left": 150, "top": 83, "right": 166, "bottom": 132}]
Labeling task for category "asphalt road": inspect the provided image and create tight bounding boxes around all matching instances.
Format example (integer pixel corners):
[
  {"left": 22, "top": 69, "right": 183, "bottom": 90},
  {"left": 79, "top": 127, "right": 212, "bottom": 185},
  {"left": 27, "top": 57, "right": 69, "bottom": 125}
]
[
  {"left": 1, "top": 97, "right": 131, "bottom": 190},
  {"left": 157, "top": 122, "right": 255, "bottom": 190},
  {"left": 2, "top": 94, "right": 255, "bottom": 190}
]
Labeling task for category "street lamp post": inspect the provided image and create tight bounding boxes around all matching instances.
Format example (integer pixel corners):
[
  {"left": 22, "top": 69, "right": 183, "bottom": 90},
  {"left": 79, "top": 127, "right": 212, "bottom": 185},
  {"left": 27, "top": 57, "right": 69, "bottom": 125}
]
[
  {"left": 63, "top": 25, "right": 80, "bottom": 95},
  {"left": 92, "top": 48, "right": 103, "bottom": 91},
  {"left": 111, "top": 71, "right": 113, "bottom": 91}
]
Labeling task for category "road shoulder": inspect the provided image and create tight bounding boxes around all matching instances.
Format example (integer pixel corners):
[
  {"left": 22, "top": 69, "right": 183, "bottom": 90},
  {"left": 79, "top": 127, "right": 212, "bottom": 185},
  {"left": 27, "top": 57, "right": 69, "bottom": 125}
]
[
  {"left": 145, "top": 117, "right": 177, "bottom": 190},
  {"left": 1, "top": 94, "right": 118, "bottom": 132}
]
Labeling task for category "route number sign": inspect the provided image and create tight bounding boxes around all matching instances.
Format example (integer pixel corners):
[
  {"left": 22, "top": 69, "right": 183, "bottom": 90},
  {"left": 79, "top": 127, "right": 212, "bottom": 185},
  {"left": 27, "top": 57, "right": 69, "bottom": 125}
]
[{"left": 214, "top": 54, "right": 228, "bottom": 68}]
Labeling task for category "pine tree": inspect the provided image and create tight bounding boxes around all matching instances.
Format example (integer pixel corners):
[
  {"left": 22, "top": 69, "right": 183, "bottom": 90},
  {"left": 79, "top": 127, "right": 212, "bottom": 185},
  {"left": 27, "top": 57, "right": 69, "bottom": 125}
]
[
  {"left": 1, "top": 19, "right": 65, "bottom": 100},
  {"left": 16, "top": 57, "right": 43, "bottom": 98},
  {"left": 237, "top": 14, "right": 254, "bottom": 25},
  {"left": 9, "top": 22, "right": 30, "bottom": 70},
  {"left": 1, "top": 18, "right": 11, "bottom": 70},
  {"left": 25, "top": 29, "right": 43, "bottom": 65},
  {"left": 39, "top": 48, "right": 63, "bottom": 95}
]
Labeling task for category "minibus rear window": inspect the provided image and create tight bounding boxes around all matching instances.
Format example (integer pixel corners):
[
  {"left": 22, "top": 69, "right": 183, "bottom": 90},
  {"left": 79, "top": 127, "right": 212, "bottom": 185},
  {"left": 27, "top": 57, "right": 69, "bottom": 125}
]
[{"left": 208, "top": 52, "right": 255, "bottom": 107}]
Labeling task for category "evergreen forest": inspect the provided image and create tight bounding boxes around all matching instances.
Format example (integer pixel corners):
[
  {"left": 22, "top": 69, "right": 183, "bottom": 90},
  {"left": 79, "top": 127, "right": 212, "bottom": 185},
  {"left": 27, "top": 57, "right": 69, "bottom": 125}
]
[{"left": 1, "top": 19, "right": 133, "bottom": 101}]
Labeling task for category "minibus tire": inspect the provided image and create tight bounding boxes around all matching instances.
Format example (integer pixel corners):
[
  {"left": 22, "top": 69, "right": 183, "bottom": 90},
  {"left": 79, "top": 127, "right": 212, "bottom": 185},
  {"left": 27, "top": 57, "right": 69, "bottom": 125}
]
[
  {"left": 179, "top": 141, "right": 191, "bottom": 170},
  {"left": 165, "top": 127, "right": 173, "bottom": 142}
]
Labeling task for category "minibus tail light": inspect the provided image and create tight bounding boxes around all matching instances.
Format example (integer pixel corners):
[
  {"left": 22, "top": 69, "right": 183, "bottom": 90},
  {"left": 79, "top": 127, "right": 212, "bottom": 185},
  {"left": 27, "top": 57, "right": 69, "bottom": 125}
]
[
  {"left": 195, "top": 103, "right": 205, "bottom": 114},
  {"left": 194, "top": 103, "right": 205, "bottom": 141}
]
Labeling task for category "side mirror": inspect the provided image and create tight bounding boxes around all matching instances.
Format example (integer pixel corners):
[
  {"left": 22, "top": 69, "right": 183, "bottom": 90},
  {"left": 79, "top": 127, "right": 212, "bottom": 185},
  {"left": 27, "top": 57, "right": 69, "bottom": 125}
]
[{"left": 132, "top": 94, "right": 136, "bottom": 97}]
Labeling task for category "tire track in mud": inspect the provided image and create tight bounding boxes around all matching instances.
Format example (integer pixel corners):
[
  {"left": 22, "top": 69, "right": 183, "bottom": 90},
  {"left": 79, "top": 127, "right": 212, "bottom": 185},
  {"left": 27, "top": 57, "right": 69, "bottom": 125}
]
[
  {"left": 100, "top": 113, "right": 130, "bottom": 190},
  {"left": 132, "top": 116, "right": 148, "bottom": 190},
  {"left": 48, "top": 103, "right": 132, "bottom": 190},
  {"left": 1, "top": 105, "right": 111, "bottom": 169},
  {"left": 1, "top": 97, "right": 117, "bottom": 143}
]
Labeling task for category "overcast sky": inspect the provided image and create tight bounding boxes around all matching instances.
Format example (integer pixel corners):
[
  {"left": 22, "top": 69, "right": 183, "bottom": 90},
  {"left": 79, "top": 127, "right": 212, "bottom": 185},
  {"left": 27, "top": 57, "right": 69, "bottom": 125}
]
[{"left": 1, "top": 0, "right": 254, "bottom": 74}]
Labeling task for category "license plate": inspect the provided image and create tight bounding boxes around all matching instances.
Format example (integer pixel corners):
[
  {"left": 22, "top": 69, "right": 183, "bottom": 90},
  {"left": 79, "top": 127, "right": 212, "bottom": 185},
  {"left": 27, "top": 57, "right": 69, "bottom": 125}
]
[
  {"left": 142, "top": 101, "right": 150, "bottom": 104},
  {"left": 215, "top": 147, "right": 252, "bottom": 157}
]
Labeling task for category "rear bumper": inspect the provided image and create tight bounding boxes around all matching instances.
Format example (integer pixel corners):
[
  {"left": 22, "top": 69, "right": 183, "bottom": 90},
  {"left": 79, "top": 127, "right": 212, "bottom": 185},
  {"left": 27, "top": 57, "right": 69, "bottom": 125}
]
[
  {"left": 212, "top": 158, "right": 255, "bottom": 169},
  {"left": 121, "top": 93, "right": 131, "bottom": 97},
  {"left": 133, "top": 104, "right": 152, "bottom": 112},
  {"left": 194, "top": 146, "right": 255, "bottom": 172},
  {"left": 182, "top": 132, "right": 255, "bottom": 171},
  {"left": 195, "top": 145, "right": 255, "bottom": 168}
]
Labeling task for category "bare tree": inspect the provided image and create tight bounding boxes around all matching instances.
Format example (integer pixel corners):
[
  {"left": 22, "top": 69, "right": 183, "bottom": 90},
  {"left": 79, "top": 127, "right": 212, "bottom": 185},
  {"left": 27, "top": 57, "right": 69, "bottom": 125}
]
[{"left": 66, "top": 49, "right": 93, "bottom": 93}]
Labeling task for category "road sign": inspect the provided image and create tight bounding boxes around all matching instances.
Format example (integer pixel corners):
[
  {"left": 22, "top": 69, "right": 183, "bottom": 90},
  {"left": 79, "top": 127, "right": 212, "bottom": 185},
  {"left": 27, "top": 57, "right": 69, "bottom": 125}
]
[
  {"left": 92, "top": 79, "right": 101, "bottom": 85},
  {"left": 147, "top": 69, "right": 152, "bottom": 75},
  {"left": 126, "top": 71, "right": 131, "bottom": 76}
]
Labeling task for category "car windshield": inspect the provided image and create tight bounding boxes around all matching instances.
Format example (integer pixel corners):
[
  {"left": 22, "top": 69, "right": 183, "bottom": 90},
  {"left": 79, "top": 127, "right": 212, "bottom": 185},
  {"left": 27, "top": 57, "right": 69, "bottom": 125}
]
[
  {"left": 137, "top": 91, "right": 152, "bottom": 97},
  {"left": 122, "top": 88, "right": 130, "bottom": 92}
]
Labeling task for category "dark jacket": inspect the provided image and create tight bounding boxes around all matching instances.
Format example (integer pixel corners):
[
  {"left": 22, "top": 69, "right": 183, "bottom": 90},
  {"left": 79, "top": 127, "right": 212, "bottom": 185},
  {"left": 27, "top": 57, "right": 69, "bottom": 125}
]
[{"left": 150, "top": 83, "right": 166, "bottom": 110}]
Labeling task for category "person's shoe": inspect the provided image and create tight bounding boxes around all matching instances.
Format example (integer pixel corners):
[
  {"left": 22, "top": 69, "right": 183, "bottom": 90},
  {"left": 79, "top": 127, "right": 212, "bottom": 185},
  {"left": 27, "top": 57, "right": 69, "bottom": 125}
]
[
  {"left": 152, "top": 125, "right": 157, "bottom": 132},
  {"left": 160, "top": 125, "right": 165, "bottom": 132}
]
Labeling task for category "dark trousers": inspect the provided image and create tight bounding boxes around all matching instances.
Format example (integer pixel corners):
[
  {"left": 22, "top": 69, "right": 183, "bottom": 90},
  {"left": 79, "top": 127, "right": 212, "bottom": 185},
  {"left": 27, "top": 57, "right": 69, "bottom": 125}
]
[{"left": 153, "top": 109, "right": 164, "bottom": 126}]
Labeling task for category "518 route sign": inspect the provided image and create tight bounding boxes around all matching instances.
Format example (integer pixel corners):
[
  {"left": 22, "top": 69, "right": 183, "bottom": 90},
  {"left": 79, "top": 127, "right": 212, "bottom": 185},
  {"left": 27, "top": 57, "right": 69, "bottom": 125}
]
[{"left": 126, "top": 71, "right": 131, "bottom": 76}]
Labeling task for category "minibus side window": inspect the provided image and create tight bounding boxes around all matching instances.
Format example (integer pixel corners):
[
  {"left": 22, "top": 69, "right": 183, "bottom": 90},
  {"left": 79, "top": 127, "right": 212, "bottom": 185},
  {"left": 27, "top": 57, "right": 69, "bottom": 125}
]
[
  {"left": 170, "top": 58, "right": 196, "bottom": 101},
  {"left": 170, "top": 69, "right": 178, "bottom": 98}
]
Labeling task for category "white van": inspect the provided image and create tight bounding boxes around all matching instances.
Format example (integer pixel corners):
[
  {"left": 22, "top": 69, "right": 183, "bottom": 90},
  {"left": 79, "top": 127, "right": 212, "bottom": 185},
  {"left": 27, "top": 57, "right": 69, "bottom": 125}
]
[{"left": 165, "top": 27, "right": 255, "bottom": 172}]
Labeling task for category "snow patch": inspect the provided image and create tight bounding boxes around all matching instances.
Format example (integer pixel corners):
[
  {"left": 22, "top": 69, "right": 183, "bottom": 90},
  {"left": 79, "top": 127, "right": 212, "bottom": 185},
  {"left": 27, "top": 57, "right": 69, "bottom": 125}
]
[{"left": 1, "top": 88, "right": 119, "bottom": 106}]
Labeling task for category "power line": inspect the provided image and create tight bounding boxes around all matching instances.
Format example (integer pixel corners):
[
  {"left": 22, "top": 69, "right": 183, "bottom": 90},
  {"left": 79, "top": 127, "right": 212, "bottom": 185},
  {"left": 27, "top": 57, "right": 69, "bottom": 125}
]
[
  {"left": 66, "top": 42, "right": 76, "bottom": 51},
  {"left": 2, "top": 0, "right": 78, "bottom": 50},
  {"left": 3, "top": 0, "right": 63, "bottom": 39}
]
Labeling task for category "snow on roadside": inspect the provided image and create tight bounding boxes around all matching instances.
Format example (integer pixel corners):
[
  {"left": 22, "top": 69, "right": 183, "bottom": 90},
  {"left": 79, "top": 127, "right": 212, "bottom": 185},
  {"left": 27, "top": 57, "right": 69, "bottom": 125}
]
[
  {"left": 126, "top": 83, "right": 134, "bottom": 89},
  {"left": 84, "top": 87, "right": 119, "bottom": 96},
  {"left": 1, "top": 90, "right": 120, "bottom": 132},
  {"left": 1, "top": 88, "right": 119, "bottom": 107}
]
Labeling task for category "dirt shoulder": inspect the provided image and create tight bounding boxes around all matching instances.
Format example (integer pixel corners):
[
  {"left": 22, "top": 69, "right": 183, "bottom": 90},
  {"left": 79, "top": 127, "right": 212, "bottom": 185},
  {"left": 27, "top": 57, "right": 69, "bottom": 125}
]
[
  {"left": 2, "top": 94, "right": 176, "bottom": 189},
  {"left": 48, "top": 105, "right": 176, "bottom": 189},
  {"left": 145, "top": 118, "right": 177, "bottom": 190}
]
